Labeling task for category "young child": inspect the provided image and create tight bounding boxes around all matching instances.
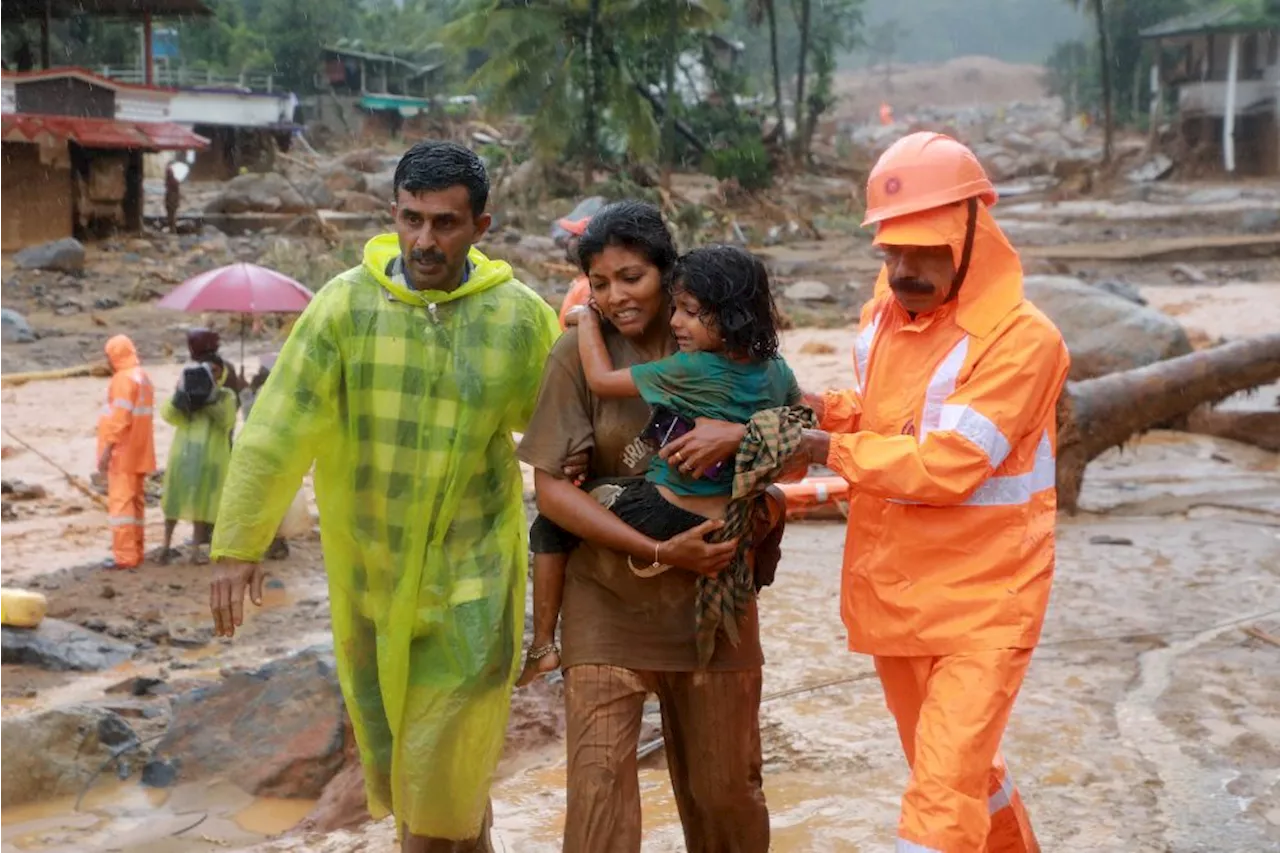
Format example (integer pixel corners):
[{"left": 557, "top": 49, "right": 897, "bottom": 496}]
[{"left": 518, "top": 244, "right": 800, "bottom": 686}]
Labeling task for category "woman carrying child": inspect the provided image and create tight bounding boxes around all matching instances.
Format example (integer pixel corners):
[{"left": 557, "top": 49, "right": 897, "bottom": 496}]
[{"left": 517, "top": 201, "right": 806, "bottom": 853}]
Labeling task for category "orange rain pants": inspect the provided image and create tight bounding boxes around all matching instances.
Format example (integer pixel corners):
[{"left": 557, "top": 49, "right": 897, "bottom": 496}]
[
  {"left": 98, "top": 335, "right": 156, "bottom": 569},
  {"left": 875, "top": 650, "right": 1039, "bottom": 853},
  {"left": 108, "top": 473, "right": 148, "bottom": 567}
]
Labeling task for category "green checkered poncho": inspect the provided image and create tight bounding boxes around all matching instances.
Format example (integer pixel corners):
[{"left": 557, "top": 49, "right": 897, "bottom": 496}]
[{"left": 210, "top": 234, "right": 560, "bottom": 838}]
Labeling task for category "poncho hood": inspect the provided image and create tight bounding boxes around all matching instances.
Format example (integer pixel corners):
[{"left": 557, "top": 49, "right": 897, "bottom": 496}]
[{"left": 362, "top": 233, "right": 513, "bottom": 307}]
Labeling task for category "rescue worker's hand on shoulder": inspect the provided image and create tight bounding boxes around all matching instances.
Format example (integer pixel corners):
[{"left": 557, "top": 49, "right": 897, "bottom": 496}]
[{"left": 210, "top": 559, "right": 265, "bottom": 638}]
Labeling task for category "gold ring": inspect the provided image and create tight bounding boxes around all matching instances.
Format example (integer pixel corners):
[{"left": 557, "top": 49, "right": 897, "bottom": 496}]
[{"left": 674, "top": 451, "right": 683, "bottom": 463}]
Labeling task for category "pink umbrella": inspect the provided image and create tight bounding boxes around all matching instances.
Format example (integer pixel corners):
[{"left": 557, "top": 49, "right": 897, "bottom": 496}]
[
  {"left": 158, "top": 263, "right": 314, "bottom": 369},
  {"left": 158, "top": 263, "right": 313, "bottom": 314}
]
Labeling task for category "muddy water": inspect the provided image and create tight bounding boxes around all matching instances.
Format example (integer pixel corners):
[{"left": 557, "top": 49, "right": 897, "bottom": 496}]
[
  {"left": 0, "top": 779, "right": 316, "bottom": 852},
  {"left": 6, "top": 336, "right": 1279, "bottom": 850},
  {"left": 6, "top": 433, "right": 1274, "bottom": 852},
  {"left": 489, "top": 433, "right": 1280, "bottom": 851}
]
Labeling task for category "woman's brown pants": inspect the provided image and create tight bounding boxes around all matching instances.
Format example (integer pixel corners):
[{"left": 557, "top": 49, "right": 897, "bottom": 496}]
[{"left": 563, "top": 664, "right": 768, "bottom": 853}]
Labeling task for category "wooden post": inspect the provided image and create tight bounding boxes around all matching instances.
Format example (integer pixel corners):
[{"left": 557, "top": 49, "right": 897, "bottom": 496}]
[
  {"left": 1147, "top": 47, "right": 1163, "bottom": 152},
  {"left": 1223, "top": 32, "right": 1239, "bottom": 173},
  {"left": 143, "top": 12, "right": 154, "bottom": 85}
]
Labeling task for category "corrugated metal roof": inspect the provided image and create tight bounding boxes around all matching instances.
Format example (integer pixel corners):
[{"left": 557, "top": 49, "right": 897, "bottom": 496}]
[
  {"left": 1140, "top": 2, "right": 1278, "bottom": 38},
  {"left": 1, "top": 113, "right": 208, "bottom": 150},
  {"left": 1, "top": 0, "right": 211, "bottom": 20},
  {"left": 1, "top": 67, "right": 175, "bottom": 97}
]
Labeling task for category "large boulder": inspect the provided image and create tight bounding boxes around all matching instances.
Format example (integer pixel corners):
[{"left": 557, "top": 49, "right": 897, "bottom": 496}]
[
  {"left": 340, "top": 148, "right": 394, "bottom": 174},
  {"left": 334, "top": 191, "right": 387, "bottom": 214},
  {"left": 1, "top": 706, "right": 137, "bottom": 808},
  {"left": 2, "top": 619, "right": 135, "bottom": 671},
  {"left": 204, "top": 173, "right": 309, "bottom": 215},
  {"left": 14, "top": 237, "right": 86, "bottom": 273},
  {"left": 1023, "top": 276, "right": 1193, "bottom": 380},
  {"left": 296, "top": 176, "right": 336, "bottom": 211},
  {"left": 1, "top": 308, "right": 36, "bottom": 343},
  {"left": 322, "top": 165, "right": 368, "bottom": 195},
  {"left": 154, "top": 647, "right": 345, "bottom": 798},
  {"left": 365, "top": 168, "right": 396, "bottom": 201}
]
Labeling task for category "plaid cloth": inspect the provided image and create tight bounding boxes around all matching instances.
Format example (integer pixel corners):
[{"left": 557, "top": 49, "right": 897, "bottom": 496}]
[{"left": 696, "top": 404, "right": 817, "bottom": 666}]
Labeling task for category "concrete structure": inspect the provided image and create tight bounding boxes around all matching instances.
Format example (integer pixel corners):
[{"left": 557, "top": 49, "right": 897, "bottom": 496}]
[
  {"left": 1142, "top": 3, "right": 1280, "bottom": 175},
  {"left": 0, "top": 0, "right": 212, "bottom": 85},
  {"left": 2, "top": 68, "right": 298, "bottom": 181},
  {"left": 307, "top": 45, "right": 442, "bottom": 141},
  {"left": 0, "top": 72, "right": 206, "bottom": 250}
]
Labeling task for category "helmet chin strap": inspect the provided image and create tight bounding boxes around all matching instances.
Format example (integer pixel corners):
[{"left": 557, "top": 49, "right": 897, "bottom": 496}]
[{"left": 952, "top": 197, "right": 979, "bottom": 291}]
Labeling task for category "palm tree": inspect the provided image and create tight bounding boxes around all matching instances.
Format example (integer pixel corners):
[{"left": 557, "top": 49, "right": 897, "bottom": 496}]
[
  {"left": 1071, "top": 0, "right": 1113, "bottom": 164},
  {"left": 792, "top": 0, "right": 812, "bottom": 159},
  {"left": 746, "top": 0, "right": 786, "bottom": 144},
  {"left": 448, "top": 0, "right": 723, "bottom": 175}
]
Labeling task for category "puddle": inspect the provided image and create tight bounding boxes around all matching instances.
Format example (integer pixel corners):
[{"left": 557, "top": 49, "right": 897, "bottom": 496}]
[{"left": 0, "top": 779, "right": 316, "bottom": 852}]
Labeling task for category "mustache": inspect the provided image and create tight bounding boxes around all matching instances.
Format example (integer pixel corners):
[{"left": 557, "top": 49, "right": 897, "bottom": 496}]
[
  {"left": 409, "top": 249, "right": 447, "bottom": 265},
  {"left": 889, "top": 277, "right": 935, "bottom": 295}
]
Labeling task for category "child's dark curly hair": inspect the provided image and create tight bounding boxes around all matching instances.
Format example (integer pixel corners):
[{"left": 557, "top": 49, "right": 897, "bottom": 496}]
[{"left": 671, "top": 245, "right": 781, "bottom": 360}]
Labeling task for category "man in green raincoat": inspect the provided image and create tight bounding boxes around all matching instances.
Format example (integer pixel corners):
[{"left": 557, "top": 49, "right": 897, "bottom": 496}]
[{"left": 208, "top": 141, "right": 560, "bottom": 850}]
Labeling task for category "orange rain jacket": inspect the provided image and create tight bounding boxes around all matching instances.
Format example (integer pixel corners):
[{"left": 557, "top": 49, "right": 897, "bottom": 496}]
[
  {"left": 97, "top": 335, "right": 157, "bottom": 474},
  {"left": 558, "top": 274, "right": 592, "bottom": 330},
  {"left": 822, "top": 203, "right": 1070, "bottom": 657}
]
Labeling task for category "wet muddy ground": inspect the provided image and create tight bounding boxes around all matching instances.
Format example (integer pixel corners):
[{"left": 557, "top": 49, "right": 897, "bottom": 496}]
[
  {"left": 3, "top": 181, "right": 1279, "bottom": 851},
  {"left": 233, "top": 433, "right": 1280, "bottom": 853}
]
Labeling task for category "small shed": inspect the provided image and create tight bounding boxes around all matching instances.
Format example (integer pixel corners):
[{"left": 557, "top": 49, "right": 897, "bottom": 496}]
[
  {"left": 1140, "top": 2, "right": 1280, "bottom": 175},
  {"left": 2, "top": 111, "right": 206, "bottom": 250}
]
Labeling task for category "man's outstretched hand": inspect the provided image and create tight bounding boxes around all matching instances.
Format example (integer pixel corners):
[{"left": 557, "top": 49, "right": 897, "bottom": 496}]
[{"left": 210, "top": 560, "right": 265, "bottom": 638}]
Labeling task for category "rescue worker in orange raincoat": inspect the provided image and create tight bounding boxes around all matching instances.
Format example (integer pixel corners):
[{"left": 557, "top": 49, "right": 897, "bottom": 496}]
[
  {"left": 797, "top": 132, "right": 1070, "bottom": 852},
  {"left": 97, "top": 334, "right": 157, "bottom": 569},
  {"left": 556, "top": 213, "right": 592, "bottom": 329}
]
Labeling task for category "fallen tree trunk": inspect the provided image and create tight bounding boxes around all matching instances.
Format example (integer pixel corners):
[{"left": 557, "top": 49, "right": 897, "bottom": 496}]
[
  {"left": 1185, "top": 408, "right": 1280, "bottom": 453},
  {"left": 1056, "top": 332, "right": 1280, "bottom": 513},
  {"left": 0, "top": 362, "right": 111, "bottom": 388}
]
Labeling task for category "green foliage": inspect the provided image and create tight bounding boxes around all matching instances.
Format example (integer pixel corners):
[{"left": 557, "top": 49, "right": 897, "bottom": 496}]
[
  {"left": 446, "top": 0, "right": 727, "bottom": 167},
  {"left": 1047, "top": 0, "right": 1194, "bottom": 125},
  {"left": 703, "top": 135, "right": 772, "bottom": 189}
]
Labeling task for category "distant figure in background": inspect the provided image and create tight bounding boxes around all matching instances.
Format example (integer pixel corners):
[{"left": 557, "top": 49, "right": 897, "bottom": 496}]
[
  {"left": 879, "top": 101, "right": 895, "bottom": 126},
  {"left": 164, "top": 161, "right": 182, "bottom": 233},
  {"left": 239, "top": 352, "right": 278, "bottom": 422},
  {"left": 157, "top": 351, "right": 238, "bottom": 565},
  {"left": 187, "top": 327, "right": 244, "bottom": 400},
  {"left": 238, "top": 352, "right": 290, "bottom": 560},
  {"left": 14, "top": 39, "right": 34, "bottom": 72},
  {"left": 97, "top": 335, "right": 156, "bottom": 570}
]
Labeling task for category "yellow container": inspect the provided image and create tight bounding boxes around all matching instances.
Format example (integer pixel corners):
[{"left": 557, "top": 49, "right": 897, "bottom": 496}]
[{"left": 0, "top": 587, "right": 48, "bottom": 629}]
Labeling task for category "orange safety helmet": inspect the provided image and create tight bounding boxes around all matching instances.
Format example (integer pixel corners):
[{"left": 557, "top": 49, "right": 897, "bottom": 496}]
[{"left": 862, "top": 132, "right": 998, "bottom": 227}]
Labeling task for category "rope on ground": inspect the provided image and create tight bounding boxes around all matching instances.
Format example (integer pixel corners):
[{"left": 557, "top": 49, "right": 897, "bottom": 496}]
[{"left": 3, "top": 428, "right": 109, "bottom": 510}]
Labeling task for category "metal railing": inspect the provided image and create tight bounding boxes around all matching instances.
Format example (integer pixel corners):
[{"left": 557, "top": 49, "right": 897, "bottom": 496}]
[{"left": 99, "top": 65, "right": 279, "bottom": 93}]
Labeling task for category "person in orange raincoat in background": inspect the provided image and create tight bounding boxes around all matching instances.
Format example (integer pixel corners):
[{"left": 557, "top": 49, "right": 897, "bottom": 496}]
[
  {"left": 797, "top": 132, "right": 1070, "bottom": 852},
  {"left": 97, "top": 335, "right": 156, "bottom": 569},
  {"left": 556, "top": 214, "right": 593, "bottom": 329}
]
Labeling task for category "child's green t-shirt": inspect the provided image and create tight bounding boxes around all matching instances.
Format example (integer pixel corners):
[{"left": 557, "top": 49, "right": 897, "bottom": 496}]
[{"left": 630, "top": 350, "right": 801, "bottom": 497}]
